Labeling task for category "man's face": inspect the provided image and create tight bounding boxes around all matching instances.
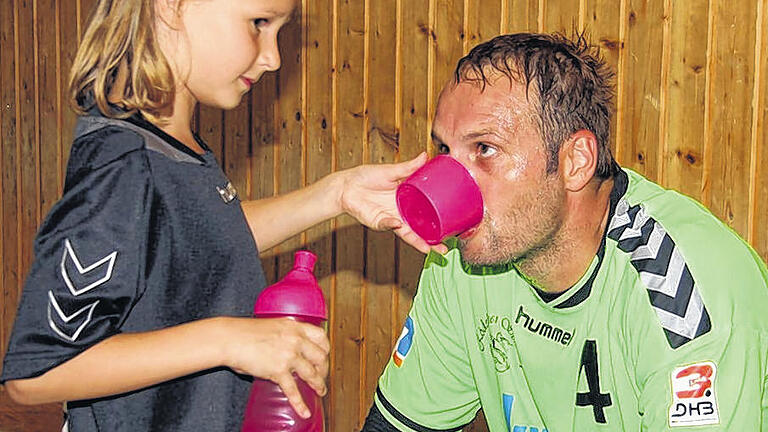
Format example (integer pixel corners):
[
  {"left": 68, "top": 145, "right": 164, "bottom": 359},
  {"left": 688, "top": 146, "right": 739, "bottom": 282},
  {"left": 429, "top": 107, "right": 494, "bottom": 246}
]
[{"left": 431, "top": 75, "right": 566, "bottom": 265}]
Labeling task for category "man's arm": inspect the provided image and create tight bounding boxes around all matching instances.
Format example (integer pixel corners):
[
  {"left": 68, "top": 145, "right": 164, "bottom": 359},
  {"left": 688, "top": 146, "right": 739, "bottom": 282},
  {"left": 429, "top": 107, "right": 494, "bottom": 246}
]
[
  {"left": 362, "top": 403, "right": 401, "bottom": 432},
  {"left": 359, "top": 250, "right": 480, "bottom": 432}
]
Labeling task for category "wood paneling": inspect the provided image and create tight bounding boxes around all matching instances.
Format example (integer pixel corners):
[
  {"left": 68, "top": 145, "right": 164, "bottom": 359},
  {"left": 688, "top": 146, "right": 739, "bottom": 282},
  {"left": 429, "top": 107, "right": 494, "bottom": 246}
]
[
  {"left": 2, "top": 1, "right": 767, "bottom": 430},
  {"left": 332, "top": 0, "right": 367, "bottom": 429}
]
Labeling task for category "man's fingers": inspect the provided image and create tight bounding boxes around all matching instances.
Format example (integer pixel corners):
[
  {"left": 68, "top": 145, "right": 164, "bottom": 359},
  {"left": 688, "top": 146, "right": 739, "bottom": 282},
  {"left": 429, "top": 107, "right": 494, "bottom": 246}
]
[{"left": 275, "top": 374, "right": 310, "bottom": 419}]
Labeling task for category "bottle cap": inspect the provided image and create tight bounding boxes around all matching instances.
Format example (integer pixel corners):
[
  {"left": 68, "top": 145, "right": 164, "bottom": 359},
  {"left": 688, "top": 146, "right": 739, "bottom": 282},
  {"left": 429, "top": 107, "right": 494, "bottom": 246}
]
[{"left": 253, "top": 250, "right": 328, "bottom": 320}]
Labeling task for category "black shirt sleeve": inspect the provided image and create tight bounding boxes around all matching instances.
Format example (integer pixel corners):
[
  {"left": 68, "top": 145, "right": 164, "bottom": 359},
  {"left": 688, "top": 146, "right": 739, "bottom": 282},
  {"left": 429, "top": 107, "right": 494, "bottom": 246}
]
[
  {"left": 1, "top": 127, "right": 152, "bottom": 383},
  {"left": 362, "top": 403, "right": 403, "bottom": 432}
]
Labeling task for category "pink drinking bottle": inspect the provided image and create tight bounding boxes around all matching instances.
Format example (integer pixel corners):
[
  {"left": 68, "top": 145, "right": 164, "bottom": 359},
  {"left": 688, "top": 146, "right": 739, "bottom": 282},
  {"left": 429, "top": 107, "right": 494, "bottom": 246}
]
[{"left": 241, "top": 250, "right": 327, "bottom": 432}]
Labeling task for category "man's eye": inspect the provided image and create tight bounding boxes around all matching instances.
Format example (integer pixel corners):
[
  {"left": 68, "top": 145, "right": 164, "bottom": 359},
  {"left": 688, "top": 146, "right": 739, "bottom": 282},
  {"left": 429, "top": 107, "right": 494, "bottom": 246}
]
[
  {"left": 477, "top": 143, "right": 496, "bottom": 157},
  {"left": 253, "top": 18, "right": 269, "bottom": 27},
  {"left": 437, "top": 144, "right": 450, "bottom": 154}
]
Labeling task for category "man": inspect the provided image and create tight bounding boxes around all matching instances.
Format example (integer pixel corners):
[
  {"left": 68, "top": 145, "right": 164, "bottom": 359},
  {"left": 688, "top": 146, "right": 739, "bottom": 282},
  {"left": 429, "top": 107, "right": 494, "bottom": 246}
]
[{"left": 361, "top": 33, "right": 768, "bottom": 431}]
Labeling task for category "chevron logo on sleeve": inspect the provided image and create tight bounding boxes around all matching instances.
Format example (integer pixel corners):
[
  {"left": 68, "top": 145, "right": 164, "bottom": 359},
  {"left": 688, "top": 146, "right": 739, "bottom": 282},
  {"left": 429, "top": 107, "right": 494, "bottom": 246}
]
[
  {"left": 47, "top": 291, "right": 100, "bottom": 342},
  {"left": 47, "top": 238, "right": 117, "bottom": 342},
  {"left": 60, "top": 238, "right": 117, "bottom": 296},
  {"left": 607, "top": 200, "right": 711, "bottom": 349}
]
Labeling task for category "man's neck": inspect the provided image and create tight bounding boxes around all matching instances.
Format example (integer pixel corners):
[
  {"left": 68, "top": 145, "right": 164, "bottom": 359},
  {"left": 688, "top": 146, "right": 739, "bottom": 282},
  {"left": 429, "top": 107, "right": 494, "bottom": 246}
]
[{"left": 516, "top": 177, "right": 614, "bottom": 294}]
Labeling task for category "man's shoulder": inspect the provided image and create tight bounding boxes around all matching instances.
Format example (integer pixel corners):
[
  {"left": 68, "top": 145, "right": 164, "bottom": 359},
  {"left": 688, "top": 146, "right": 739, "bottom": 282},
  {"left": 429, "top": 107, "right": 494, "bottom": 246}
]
[{"left": 609, "top": 170, "right": 768, "bottom": 345}]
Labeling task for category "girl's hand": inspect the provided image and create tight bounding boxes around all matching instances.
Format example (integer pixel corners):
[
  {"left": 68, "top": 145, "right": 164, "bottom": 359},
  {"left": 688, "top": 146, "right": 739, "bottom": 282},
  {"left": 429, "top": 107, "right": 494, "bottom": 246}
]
[
  {"left": 338, "top": 152, "right": 449, "bottom": 255},
  {"left": 218, "top": 317, "right": 330, "bottom": 419}
]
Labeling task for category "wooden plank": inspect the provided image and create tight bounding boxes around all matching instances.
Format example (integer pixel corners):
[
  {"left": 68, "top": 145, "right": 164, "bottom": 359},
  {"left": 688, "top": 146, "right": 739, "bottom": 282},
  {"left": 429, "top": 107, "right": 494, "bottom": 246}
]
[
  {"left": 198, "top": 107, "right": 224, "bottom": 164},
  {"left": 702, "top": 0, "right": 757, "bottom": 236},
  {"left": 38, "top": 0, "right": 59, "bottom": 217},
  {"left": 332, "top": 0, "right": 367, "bottom": 428},
  {"left": 59, "top": 0, "right": 78, "bottom": 169},
  {"left": 17, "top": 0, "right": 37, "bottom": 295},
  {"left": 0, "top": 0, "right": 16, "bottom": 373},
  {"left": 465, "top": 0, "right": 502, "bottom": 53},
  {"left": 0, "top": 390, "right": 62, "bottom": 432},
  {"left": 662, "top": 0, "right": 708, "bottom": 200},
  {"left": 616, "top": 0, "right": 665, "bottom": 180},
  {"left": 753, "top": 0, "right": 768, "bottom": 262},
  {"left": 502, "top": 0, "right": 539, "bottom": 33},
  {"left": 251, "top": 73, "right": 278, "bottom": 283},
  {"left": 222, "top": 98, "right": 250, "bottom": 196},
  {"left": 541, "top": 0, "right": 580, "bottom": 34},
  {"left": 363, "top": 0, "right": 399, "bottom": 419},
  {"left": 431, "top": 0, "right": 464, "bottom": 123},
  {"left": 396, "top": 0, "right": 429, "bottom": 367},
  {"left": 79, "top": 0, "right": 98, "bottom": 27},
  {"left": 275, "top": 7, "right": 304, "bottom": 277},
  {"left": 303, "top": 0, "right": 334, "bottom": 427},
  {"left": 583, "top": 0, "right": 622, "bottom": 157}
]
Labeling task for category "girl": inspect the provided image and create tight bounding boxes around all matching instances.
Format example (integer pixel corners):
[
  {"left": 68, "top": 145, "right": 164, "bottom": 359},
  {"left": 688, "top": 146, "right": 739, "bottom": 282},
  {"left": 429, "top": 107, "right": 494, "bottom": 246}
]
[{"left": 0, "top": 0, "right": 438, "bottom": 430}]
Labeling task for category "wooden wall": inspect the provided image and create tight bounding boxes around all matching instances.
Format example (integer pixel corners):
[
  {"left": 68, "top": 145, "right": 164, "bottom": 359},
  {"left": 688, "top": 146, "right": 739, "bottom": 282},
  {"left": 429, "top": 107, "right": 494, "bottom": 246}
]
[{"left": 1, "top": 0, "right": 767, "bottom": 431}]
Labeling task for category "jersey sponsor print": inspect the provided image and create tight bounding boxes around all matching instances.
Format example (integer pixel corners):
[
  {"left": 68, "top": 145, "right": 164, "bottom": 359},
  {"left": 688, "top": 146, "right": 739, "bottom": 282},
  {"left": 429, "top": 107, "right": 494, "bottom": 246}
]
[
  {"left": 669, "top": 361, "right": 719, "bottom": 427},
  {"left": 393, "top": 316, "right": 415, "bottom": 367},
  {"left": 503, "top": 393, "right": 549, "bottom": 432}
]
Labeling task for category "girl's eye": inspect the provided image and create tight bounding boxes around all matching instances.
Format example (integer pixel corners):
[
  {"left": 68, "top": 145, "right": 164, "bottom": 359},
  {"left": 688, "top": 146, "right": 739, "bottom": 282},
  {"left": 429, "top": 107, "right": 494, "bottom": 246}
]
[
  {"left": 477, "top": 143, "right": 497, "bottom": 157},
  {"left": 437, "top": 143, "right": 450, "bottom": 154},
  {"left": 253, "top": 18, "right": 269, "bottom": 27}
]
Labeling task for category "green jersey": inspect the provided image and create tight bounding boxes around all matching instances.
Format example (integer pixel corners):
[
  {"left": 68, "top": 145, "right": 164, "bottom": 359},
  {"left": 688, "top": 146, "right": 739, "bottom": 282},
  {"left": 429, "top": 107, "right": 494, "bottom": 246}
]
[{"left": 373, "top": 168, "right": 768, "bottom": 431}]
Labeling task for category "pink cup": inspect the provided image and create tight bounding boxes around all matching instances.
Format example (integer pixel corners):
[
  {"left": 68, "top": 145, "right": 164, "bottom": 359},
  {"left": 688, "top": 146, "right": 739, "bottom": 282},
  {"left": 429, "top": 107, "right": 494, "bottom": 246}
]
[{"left": 396, "top": 155, "right": 484, "bottom": 245}]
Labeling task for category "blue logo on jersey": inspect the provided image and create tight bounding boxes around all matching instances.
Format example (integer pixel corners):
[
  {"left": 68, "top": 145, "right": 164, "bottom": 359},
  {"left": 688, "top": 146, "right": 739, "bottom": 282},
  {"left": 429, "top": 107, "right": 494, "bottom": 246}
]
[
  {"left": 503, "top": 392, "right": 549, "bottom": 432},
  {"left": 392, "top": 316, "right": 414, "bottom": 367},
  {"left": 504, "top": 393, "right": 515, "bottom": 431}
]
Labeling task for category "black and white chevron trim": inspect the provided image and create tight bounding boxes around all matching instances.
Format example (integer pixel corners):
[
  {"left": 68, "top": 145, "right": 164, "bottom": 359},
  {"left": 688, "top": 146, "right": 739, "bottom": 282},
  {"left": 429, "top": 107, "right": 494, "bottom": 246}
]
[{"left": 607, "top": 199, "right": 711, "bottom": 349}]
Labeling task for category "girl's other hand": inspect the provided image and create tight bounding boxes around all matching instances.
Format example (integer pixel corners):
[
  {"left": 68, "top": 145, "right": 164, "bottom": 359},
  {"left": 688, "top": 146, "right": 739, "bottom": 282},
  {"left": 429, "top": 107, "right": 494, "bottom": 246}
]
[
  {"left": 217, "top": 317, "right": 330, "bottom": 419},
  {"left": 338, "top": 152, "right": 449, "bottom": 255}
]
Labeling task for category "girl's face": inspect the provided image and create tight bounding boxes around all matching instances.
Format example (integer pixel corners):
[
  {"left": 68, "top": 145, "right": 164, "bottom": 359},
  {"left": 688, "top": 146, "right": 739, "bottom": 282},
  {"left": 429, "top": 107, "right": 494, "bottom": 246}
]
[{"left": 161, "top": 0, "right": 295, "bottom": 110}]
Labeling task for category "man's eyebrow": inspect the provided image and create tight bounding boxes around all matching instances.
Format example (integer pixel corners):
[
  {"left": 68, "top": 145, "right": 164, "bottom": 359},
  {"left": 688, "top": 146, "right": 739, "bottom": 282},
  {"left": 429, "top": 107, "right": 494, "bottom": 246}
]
[{"left": 461, "top": 129, "right": 502, "bottom": 141}]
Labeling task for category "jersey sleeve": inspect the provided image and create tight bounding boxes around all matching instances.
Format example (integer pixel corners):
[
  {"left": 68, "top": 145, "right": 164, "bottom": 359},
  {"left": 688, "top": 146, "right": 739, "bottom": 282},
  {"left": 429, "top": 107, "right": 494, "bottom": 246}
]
[
  {"left": 625, "top": 212, "right": 768, "bottom": 431},
  {"left": 371, "top": 251, "right": 480, "bottom": 431},
  {"left": 1, "top": 127, "right": 152, "bottom": 383}
]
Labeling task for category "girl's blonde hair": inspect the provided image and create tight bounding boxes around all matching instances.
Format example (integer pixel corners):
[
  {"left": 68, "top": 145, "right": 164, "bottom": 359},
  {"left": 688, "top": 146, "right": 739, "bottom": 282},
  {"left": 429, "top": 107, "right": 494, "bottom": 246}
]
[{"left": 69, "top": 0, "right": 176, "bottom": 120}]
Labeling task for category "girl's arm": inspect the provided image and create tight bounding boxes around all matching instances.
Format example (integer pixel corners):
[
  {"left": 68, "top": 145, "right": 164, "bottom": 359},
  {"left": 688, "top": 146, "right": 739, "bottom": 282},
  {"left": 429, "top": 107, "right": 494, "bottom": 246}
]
[
  {"left": 4, "top": 316, "right": 329, "bottom": 419},
  {"left": 243, "top": 153, "right": 446, "bottom": 254}
]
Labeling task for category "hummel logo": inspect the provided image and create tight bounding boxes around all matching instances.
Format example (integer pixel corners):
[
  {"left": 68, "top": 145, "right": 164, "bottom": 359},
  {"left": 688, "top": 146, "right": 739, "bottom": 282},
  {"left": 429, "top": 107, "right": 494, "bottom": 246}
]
[
  {"left": 60, "top": 238, "right": 117, "bottom": 296},
  {"left": 47, "top": 291, "right": 99, "bottom": 342},
  {"left": 47, "top": 238, "right": 117, "bottom": 342},
  {"left": 216, "top": 182, "right": 238, "bottom": 203}
]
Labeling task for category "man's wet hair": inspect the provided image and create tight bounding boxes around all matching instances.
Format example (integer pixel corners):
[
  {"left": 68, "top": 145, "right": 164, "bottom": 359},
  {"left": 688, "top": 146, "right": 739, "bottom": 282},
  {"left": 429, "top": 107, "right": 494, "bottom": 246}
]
[{"left": 455, "top": 32, "right": 617, "bottom": 179}]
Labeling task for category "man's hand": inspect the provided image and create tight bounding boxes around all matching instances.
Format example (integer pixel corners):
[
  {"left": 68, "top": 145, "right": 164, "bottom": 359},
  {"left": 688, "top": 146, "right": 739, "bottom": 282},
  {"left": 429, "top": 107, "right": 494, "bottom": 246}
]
[{"left": 338, "top": 152, "right": 449, "bottom": 255}]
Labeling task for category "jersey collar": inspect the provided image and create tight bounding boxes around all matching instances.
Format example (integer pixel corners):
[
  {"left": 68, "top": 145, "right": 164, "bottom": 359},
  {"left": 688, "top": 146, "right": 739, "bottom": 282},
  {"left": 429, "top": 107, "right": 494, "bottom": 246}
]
[{"left": 551, "top": 165, "right": 629, "bottom": 309}]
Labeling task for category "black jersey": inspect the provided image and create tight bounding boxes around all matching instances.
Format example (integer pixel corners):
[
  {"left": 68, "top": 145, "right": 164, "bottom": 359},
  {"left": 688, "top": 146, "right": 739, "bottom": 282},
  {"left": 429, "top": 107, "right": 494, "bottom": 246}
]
[{"left": 1, "top": 111, "right": 266, "bottom": 431}]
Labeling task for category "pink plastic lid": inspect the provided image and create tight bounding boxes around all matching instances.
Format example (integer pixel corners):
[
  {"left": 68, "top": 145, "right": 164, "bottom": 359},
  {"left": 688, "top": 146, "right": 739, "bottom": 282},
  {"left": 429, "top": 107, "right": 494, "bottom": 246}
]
[{"left": 253, "top": 250, "right": 328, "bottom": 320}]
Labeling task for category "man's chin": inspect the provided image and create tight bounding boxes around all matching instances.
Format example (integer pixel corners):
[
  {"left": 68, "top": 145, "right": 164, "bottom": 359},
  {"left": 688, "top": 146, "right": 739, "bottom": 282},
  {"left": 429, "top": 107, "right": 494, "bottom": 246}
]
[{"left": 458, "top": 238, "right": 516, "bottom": 266}]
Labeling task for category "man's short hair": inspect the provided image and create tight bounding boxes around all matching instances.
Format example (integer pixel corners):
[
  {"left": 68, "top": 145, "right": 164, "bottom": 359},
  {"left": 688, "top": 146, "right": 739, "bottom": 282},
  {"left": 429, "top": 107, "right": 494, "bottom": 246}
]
[{"left": 454, "top": 32, "right": 617, "bottom": 179}]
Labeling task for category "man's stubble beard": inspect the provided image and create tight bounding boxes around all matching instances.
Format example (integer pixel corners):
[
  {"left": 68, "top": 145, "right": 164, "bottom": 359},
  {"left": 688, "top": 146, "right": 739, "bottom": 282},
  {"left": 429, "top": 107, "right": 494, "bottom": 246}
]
[{"left": 459, "top": 174, "right": 565, "bottom": 267}]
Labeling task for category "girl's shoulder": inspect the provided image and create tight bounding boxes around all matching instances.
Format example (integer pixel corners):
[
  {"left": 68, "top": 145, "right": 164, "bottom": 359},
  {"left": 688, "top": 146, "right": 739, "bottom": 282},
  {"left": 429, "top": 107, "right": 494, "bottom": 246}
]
[{"left": 70, "top": 119, "right": 147, "bottom": 170}]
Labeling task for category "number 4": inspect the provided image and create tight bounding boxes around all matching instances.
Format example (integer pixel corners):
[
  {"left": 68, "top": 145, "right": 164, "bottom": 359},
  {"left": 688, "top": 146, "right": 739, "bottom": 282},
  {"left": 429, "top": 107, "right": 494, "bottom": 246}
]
[{"left": 576, "top": 340, "right": 612, "bottom": 423}]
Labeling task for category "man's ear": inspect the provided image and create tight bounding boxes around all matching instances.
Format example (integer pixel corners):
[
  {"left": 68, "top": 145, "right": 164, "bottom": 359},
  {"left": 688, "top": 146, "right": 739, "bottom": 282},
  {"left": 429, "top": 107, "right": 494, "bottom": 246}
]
[
  {"left": 155, "top": 0, "right": 184, "bottom": 30},
  {"left": 560, "top": 129, "right": 598, "bottom": 192}
]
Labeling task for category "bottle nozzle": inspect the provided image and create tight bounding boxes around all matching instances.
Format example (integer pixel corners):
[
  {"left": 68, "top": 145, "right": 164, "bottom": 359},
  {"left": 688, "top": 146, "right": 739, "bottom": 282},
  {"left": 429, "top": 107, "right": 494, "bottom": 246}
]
[{"left": 293, "top": 250, "right": 317, "bottom": 271}]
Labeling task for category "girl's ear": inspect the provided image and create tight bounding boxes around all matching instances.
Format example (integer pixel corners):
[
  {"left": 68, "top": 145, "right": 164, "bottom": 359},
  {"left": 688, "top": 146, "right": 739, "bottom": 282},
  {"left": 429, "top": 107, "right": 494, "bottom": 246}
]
[{"left": 155, "top": 0, "right": 184, "bottom": 30}]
